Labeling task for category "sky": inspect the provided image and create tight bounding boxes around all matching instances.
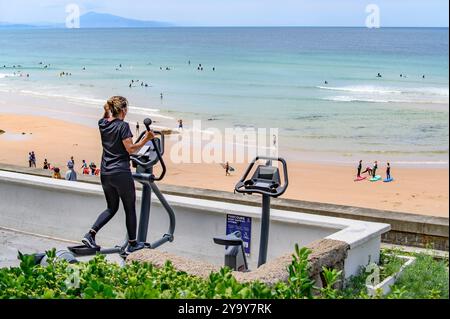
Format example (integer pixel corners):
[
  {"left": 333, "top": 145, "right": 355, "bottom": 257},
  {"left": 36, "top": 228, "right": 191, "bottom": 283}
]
[{"left": 0, "top": 0, "right": 448, "bottom": 27}]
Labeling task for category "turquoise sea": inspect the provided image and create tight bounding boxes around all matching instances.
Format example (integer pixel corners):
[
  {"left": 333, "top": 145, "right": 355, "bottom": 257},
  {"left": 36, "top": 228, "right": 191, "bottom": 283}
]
[{"left": 0, "top": 27, "right": 448, "bottom": 164}]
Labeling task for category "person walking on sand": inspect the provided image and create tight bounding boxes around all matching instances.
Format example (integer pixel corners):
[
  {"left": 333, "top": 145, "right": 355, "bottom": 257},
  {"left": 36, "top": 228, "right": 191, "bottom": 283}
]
[
  {"left": 136, "top": 121, "right": 140, "bottom": 136},
  {"left": 28, "top": 152, "right": 32, "bottom": 168},
  {"left": 65, "top": 161, "right": 77, "bottom": 181},
  {"left": 81, "top": 96, "right": 155, "bottom": 253},
  {"left": 225, "top": 162, "right": 231, "bottom": 176}
]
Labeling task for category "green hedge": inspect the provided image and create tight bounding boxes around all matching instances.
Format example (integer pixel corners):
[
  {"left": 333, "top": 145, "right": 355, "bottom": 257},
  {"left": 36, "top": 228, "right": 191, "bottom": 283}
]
[
  {"left": 0, "top": 246, "right": 447, "bottom": 299},
  {"left": 0, "top": 245, "right": 340, "bottom": 299}
]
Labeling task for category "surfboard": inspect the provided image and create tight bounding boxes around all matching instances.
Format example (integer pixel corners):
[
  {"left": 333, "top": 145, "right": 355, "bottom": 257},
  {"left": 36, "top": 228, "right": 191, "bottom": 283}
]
[
  {"left": 383, "top": 178, "right": 394, "bottom": 183},
  {"left": 354, "top": 176, "right": 367, "bottom": 182},
  {"left": 221, "top": 163, "right": 235, "bottom": 172},
  {"left": 370, "top": 175, "right": 382, "bottom": 182}
]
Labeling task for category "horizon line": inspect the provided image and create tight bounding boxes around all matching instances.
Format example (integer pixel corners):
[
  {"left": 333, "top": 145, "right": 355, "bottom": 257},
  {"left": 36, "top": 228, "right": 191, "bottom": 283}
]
[{"left": 0, "top": 24, "right": 448, "bottom": 29}]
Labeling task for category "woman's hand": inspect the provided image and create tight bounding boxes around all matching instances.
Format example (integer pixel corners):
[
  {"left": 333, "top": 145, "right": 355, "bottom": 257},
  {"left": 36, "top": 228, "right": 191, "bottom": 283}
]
[
  {"left": 143, "top": 130, "right": 156, "bottom": 142},
  {"left": 123, "top": 130, "right": 156, "bottom": 155}
]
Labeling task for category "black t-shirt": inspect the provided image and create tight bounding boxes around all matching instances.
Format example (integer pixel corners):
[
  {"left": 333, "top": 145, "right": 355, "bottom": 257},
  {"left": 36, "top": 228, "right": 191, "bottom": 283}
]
[{"left": 99, "top": 118, "right": 133, "bottom": 175}]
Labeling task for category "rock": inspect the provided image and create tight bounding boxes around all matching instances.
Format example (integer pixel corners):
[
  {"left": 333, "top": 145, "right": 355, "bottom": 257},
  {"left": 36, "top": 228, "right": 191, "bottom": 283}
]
[{"left": 127, "top": 239, "right": 350, "bottom": 288}]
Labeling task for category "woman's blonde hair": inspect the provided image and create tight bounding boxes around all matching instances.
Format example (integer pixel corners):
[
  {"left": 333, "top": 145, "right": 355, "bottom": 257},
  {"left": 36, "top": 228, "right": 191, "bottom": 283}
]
[{"left": 104, "top": 96, "right": 129, "bottom": 118}]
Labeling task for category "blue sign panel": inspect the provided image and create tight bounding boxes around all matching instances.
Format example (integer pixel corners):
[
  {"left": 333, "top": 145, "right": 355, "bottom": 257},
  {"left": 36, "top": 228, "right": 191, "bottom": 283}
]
[{"left": 226, "top": 214, "right": 252, "bottom": 255}]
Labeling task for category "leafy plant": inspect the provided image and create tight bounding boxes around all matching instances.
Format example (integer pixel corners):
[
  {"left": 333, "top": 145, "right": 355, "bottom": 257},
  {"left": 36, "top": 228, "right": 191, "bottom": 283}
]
[
  {"left": 286, "top": 244, "right": 315, "bottom": 299},
  {"left": 320, "top": 267, "right": 342, "bottom": 299},
  {"left": 0, "top": 246, "right": 447, "bottom": 300}
]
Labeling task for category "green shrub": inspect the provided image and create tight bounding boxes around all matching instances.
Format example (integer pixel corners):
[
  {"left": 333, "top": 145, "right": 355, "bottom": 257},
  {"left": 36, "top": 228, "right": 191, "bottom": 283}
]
[{"left": 1, "top": 246, "right": 446, "bottom": 299}]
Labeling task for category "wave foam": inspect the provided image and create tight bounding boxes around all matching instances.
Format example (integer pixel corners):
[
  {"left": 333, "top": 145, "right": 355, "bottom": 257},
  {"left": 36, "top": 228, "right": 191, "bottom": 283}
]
[
  {"left": 0, "top": 73, "right": 18, "bottom": 79},
  {"left": 318, "top": 85, "right": 449, "bottom": 104},
  {"left": 317, "top": 85, "right": 449, "bottom": 96},
  {"left": 17, "top": 89, "right": 174, "bottom": 120}
]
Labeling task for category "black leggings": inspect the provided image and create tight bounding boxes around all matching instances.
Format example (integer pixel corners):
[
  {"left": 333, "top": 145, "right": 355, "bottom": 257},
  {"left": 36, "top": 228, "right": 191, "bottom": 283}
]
[{"left": 92, "top": 172, "right": 137, "bottom": 241}]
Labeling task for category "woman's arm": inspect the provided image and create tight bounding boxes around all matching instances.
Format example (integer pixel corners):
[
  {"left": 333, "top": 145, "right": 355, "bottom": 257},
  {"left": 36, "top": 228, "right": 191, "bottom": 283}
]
[{"left": 123, "top": 131, "right": 155, "bottom": 155}]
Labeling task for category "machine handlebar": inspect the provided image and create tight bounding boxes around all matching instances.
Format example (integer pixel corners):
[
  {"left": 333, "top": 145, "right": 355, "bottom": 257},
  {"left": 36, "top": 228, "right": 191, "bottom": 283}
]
[
  {"left": 130, "top": 118, "right": 166, "bottom": 181},
  {"left": 235, "top": 156, "right": 289, "bottom": 197}
]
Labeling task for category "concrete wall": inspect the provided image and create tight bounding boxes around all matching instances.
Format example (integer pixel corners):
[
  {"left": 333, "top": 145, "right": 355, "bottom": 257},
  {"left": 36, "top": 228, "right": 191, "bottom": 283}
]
[
  {"left": 0, "top": 171, "right": 390, "bottom": 278},
  {"left": 1, "top": 163, "right": 446, "bottom": 251}
]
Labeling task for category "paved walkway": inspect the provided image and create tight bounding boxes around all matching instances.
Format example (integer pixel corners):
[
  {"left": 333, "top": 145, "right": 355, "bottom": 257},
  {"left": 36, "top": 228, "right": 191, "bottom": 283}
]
[{"left": 0, "top": 227, "right": 123, "bottom": 268}]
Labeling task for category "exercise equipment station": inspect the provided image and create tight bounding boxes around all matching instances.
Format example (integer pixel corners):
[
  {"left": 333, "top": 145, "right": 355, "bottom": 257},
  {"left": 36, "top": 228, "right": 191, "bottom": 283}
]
[
  {"left": 34, "top": 118, "right": 176, "bottom": 265},
  {"left": 214, "top": 156, "right": 289, "bottom": 272}
]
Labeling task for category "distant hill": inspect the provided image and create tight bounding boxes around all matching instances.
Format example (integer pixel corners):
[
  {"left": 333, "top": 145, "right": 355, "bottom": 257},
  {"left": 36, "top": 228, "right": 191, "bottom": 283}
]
[
  {"left": 0, "top": 12, "right": 173, "bottom": 29},
  {"left": 79, "top": 12, "right": 172, "bottom": 28},
  {"left": 0, "top": 23, "right": 40, "bottom": 29}
]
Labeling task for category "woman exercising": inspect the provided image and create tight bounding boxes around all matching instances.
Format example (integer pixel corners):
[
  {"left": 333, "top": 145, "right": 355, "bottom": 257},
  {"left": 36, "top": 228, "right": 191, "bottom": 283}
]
[{"left": 82, "top": 96, "right": 155, "bottom": 253}]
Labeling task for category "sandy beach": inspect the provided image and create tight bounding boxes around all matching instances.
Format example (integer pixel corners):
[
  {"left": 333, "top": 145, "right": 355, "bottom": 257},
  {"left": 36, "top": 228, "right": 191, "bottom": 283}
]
[{"left": 0, "top": 113, "right": 448, "bottom": 217}]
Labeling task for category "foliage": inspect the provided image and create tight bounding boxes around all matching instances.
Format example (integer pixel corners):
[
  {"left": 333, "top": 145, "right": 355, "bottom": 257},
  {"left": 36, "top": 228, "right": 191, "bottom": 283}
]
[
  {"left": 0, "top": 246, "right": 446, "bottom": 299},
  {"left": 342, "top": 249, "right": 449, "bottom": 299},
  {"left": 388, "top": 253, "right": 449, "bottom": 299}
]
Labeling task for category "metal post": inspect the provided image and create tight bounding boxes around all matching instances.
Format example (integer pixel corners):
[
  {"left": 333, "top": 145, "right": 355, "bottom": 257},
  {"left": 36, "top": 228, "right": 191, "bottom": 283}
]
[
  {"left": 137, "top": 167, "right": 152, "bottom": 243},
  {"left": 258, "top": 194, "right": 271, "bottom": 267}
]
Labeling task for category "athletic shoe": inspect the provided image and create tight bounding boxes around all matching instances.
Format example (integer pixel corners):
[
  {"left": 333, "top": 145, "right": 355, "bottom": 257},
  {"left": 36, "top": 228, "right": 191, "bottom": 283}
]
[
  {"left": 82, "top": 233, "right": 99, "bottom": 249},
  {"left": 126, "top": 242, "right": 145, "bottom": 254}
]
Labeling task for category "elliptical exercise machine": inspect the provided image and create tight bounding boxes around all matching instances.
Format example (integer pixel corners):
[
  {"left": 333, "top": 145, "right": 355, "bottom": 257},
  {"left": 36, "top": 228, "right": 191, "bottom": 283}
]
[
  {"left": 34, "top": 118, "right": 176, "bottom": 265},
  {"left": 214, "top": 156, "right": 288, "bottom": 271}
]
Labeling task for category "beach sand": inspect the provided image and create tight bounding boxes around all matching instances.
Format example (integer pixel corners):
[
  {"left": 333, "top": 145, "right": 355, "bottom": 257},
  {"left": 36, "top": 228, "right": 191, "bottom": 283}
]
[{"left": 0, "top": 113, "right": 448, "bottom": 217}]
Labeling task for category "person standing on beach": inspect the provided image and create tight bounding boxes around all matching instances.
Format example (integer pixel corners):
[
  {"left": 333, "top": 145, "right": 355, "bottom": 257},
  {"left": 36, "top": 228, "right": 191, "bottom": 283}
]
[
  {"left": 89, "top": 162, "right": 97, "bottom": 176},
  {"left": 386, "top": 162, "right": 391, "bottom": 180},
  {"left": 136, "top": 121, "right": 140, "bottom": 136},
  {"left": 28, "top": 153, "right": 32, "bottom": 168},
  {"left": 178, "top": 119, "right": 183, "bottom": 130},
  {"left": 31, "top": 151, "right": 36, "bottom": 168},
  {"left": 357, "top": 160, "right": 363, "bottom": 177},
  {"left": 372, "top": 161, "right": 378, "bottom": 177},
  {"left": 82, "top": 96, "right": 155, "bottom": 253},
  {"left": 65, "top": 162, "right": 77, "bottom": 181},
  {"left": 81, "top": 160, "right": 88, "bottom": 174}
]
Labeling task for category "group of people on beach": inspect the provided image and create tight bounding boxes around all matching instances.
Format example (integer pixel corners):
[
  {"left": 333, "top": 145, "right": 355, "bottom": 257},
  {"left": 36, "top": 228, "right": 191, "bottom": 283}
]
[
  {"left": 356, "top": 160, "right": 392, "bottom": 181},
  {"left": 26, "top": 152, "right": 100, "bottom": 181}
]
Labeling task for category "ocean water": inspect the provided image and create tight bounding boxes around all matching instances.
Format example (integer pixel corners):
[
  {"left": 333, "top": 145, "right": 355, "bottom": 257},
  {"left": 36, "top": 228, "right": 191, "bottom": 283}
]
[{"left": 0, "top": 27, "right": 448, "bottom": 165}]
